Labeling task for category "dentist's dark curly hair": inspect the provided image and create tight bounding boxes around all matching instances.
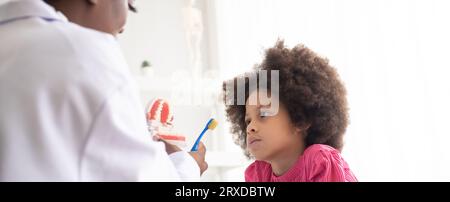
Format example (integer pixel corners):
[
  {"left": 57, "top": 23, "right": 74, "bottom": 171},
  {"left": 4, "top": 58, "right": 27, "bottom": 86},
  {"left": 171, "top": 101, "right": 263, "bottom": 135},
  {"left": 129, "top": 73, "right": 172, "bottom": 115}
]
[{"left": 222, "top": 40, "right": 349, "bottom": 158}]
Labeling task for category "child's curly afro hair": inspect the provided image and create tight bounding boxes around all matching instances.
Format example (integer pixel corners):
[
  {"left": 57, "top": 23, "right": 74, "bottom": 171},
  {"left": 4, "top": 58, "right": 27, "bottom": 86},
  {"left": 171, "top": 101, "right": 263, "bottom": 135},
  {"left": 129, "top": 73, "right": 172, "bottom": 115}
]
[{"left": 223, "top": 40, "right": 349, "bottom": 158}]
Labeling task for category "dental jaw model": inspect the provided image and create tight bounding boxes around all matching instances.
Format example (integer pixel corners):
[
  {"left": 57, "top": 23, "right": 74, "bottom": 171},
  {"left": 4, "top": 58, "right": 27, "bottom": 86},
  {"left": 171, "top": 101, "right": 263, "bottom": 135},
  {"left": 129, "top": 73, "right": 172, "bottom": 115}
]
[{"left": 146, "top": 98, "right": 186, "bottom": 149}]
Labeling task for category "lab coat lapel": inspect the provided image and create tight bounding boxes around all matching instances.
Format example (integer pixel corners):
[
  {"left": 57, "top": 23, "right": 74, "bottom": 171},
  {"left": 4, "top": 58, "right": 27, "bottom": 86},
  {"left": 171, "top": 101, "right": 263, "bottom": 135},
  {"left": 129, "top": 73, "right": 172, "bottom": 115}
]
[{"left": 0, "top": 0, "right": 68, "bottom": 25}]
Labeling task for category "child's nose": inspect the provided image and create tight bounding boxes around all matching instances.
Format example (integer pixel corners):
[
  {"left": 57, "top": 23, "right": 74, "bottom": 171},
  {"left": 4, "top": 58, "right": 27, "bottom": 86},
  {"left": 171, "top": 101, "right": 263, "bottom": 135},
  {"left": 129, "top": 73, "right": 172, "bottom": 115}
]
[{"left": 246, "top": 121, "right": 258, "bottom": 134}]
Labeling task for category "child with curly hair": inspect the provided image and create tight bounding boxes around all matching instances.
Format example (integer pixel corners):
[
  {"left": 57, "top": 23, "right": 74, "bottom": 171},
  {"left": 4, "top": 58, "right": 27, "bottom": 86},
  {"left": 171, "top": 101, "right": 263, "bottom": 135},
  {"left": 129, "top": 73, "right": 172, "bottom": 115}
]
[{"left": 223, "top": 41, "right": 357, "bottom": 182}]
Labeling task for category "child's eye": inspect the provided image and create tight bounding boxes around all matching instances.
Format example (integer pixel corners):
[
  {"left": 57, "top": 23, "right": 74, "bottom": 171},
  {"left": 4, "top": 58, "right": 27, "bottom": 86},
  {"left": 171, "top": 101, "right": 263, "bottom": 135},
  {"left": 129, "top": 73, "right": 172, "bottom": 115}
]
[
  {"left": 245, "top": 119, "right": 251, "bottom": 125},
  {"left": 260, "top": 111, "right": 272, "bottom": 118}
]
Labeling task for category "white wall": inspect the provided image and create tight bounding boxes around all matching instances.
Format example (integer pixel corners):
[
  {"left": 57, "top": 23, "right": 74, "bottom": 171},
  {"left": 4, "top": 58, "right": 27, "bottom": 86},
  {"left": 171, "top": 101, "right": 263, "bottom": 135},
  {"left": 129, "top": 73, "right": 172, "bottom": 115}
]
[{"left": 118, "top": 0, "right": 250, "bottom": 181}]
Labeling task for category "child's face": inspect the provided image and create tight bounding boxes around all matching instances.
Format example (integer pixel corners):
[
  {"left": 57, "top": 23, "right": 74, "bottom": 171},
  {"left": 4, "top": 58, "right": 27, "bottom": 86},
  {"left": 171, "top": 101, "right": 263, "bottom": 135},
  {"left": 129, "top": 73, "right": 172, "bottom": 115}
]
[{"left": 245, "top": 91, "right": 305, "bottom": 161}]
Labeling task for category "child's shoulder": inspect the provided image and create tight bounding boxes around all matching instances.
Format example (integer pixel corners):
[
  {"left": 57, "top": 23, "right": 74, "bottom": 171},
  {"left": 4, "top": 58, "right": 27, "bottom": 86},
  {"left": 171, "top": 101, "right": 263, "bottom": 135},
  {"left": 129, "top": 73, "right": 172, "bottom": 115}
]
[
  {"left": 303, "top": 144, "right": 340, "bottom": 156},
  {"left": 302, "top": 144, "right": 357, "bottom": 182},
  {"left": 301, "top": 144, "right": 344, "bottom": 165},
  {"left": 246, "top": 160, "right": 271, "bottom": 171},
  {"left": 245, "top": 160, "right": 271, "bottom": 182}
]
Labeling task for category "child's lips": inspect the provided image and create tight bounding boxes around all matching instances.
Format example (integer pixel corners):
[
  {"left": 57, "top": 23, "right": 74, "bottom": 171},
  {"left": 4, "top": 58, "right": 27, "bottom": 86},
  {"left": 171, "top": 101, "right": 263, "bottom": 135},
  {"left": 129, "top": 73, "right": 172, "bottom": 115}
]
[{"left": 247, "top": 138, "right": 262, "bottom": 148}]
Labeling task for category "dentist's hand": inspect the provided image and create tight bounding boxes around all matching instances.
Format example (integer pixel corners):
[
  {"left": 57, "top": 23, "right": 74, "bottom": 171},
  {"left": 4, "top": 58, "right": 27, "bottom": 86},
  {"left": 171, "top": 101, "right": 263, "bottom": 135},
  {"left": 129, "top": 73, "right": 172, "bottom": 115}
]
[
  {"left": 153, "top": 134, "right": 182, "bottom": 154},
  {"left": 188, "top": 142, "right": 208, "bottom": 175},
  {"left": 153, "top": 135, "right": 208, "bottom": 175}
]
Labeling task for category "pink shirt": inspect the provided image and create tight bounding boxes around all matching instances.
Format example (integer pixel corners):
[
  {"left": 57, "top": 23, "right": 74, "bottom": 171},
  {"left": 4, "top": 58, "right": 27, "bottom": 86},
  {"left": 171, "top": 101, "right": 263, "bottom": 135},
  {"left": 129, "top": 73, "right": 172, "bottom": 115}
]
[{"left": 245, "top": 144, "right": 358, "bottom": 182}]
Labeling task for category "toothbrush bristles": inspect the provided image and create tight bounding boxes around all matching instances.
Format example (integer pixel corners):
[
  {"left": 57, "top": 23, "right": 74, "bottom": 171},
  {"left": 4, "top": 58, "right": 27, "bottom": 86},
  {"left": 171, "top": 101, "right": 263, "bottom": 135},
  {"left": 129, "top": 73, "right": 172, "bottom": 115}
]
[{"left": 208, "top": 119, "right": 218, "bottom": 130}]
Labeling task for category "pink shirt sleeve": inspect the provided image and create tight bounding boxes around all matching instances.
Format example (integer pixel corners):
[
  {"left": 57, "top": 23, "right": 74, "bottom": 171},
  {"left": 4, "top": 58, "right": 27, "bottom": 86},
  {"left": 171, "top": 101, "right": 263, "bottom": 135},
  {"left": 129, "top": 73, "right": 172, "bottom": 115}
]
[
  {"left": 305, "top": 145, "right": 358, "bottom": 182},
  {"left": 245, "top": 163, "right": 257, "bottom": 182},
  {"left": 245, "top": 160, "right": 270, "bottom": 182}
]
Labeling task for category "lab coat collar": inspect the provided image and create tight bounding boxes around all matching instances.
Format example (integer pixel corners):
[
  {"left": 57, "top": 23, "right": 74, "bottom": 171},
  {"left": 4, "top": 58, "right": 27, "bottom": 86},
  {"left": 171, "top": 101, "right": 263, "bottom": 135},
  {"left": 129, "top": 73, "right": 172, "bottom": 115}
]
[{"left": 0, "top": 0, "right": 68, "bottom": 25}]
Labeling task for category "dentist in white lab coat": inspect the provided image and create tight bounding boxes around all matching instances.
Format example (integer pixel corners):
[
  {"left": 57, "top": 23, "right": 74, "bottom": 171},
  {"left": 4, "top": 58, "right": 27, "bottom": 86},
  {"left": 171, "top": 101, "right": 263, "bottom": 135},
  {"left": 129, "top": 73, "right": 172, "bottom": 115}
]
[{"left": 0, "top": 0, "right": 207, "bottom": 181}]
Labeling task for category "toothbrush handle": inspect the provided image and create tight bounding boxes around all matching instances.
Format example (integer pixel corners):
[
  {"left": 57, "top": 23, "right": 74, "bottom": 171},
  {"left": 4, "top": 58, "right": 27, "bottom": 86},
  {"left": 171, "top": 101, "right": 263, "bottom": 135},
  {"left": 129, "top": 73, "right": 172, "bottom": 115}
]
[{"left": 191, "top": 127, "right": 208, "bottom": 151}]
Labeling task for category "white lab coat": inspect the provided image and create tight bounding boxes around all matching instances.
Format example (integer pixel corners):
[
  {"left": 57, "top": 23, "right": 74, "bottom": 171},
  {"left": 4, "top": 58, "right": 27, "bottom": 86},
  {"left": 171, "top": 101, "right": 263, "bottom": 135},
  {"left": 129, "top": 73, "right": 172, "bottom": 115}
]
[{"left": 0, "top": 0, "right": 200, "bottom": 181}]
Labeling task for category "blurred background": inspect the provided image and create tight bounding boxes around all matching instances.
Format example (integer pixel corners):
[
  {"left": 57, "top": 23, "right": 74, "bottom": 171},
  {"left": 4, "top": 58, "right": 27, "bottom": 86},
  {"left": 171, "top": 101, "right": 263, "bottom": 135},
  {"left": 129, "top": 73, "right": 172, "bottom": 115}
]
[{"left": 2, "top": 0, "right": 450, "bottom": 181}]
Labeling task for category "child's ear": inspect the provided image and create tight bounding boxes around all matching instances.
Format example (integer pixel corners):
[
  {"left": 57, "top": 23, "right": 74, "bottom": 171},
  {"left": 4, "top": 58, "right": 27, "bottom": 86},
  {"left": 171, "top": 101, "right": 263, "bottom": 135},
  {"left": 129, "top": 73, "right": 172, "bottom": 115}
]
[
  {"left": 295, "top": 123, "right": 311, "bottom": 138},
  {"left": 294, "top": 127, "right": 303, "bottom": 137}
]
